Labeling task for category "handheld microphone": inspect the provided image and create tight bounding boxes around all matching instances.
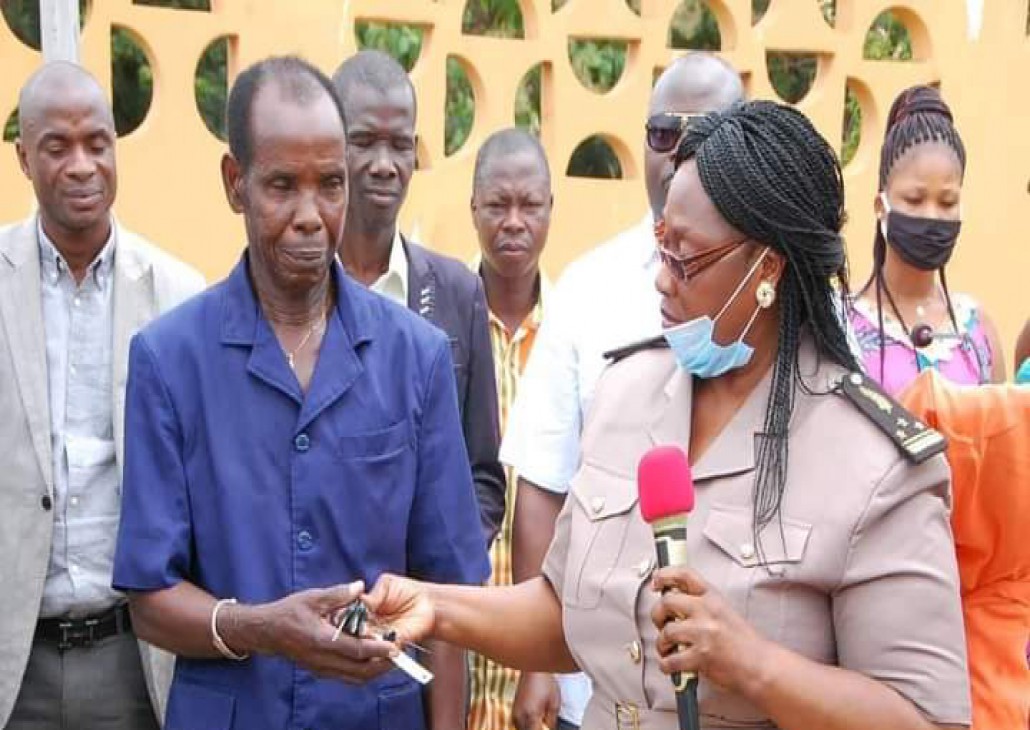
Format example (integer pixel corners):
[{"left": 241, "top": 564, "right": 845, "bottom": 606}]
[
  {"left": 910, "top": 323, "right": 987, "bottom": 383},
  {"left": 638, "top": 445, "right": 699, "bottom": 730}
]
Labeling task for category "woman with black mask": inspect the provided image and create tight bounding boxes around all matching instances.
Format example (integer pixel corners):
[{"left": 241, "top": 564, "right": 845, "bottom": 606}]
[{"left": 849, "top": 85, "right": 1005, "bottom": 394}]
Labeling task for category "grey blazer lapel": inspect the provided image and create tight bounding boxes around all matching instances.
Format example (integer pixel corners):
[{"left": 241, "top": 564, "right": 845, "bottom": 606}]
[
  {"left": 111, "top": 229, "right": 156, "bottom": 469},
  {"left": 0, "top": 219, "right": 53, "bottom": 489}
]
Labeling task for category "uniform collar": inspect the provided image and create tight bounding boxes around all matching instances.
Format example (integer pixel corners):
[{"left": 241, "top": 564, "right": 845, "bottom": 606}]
[
  {"left": 219, "top": 252, "right": 374, "bottom": 350},
  {"left": 649, "top": 337, "right": 831, "bottom": 481}
]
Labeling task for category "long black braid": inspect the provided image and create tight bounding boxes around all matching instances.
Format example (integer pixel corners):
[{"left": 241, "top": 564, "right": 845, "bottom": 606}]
[
  {"left": 859, "top": 85, "right": 967, "bottom": 381},
  {"left": 673, "top": 100, "right": 859, "bottom": 541}
]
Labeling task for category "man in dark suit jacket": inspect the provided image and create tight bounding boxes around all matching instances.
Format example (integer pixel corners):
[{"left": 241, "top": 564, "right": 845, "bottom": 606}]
[{"left": 331, "top": 52, "right": 504, "bottom": 546}]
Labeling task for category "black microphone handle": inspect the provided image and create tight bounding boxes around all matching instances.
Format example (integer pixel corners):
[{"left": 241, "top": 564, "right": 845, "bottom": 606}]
[
  {"left": 653, "top": 516, "right": 701, "bottom": 730},
  {"left": 676, "top": 681, "right": 701, "bottom": 730}
]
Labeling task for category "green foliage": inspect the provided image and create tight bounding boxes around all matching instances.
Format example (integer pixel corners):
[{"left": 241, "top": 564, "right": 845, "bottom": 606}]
[
  {"left": 864, "top": 11, "right": 913, "bottom": 60},
  {"left": 110, "top": 27, "right": 152, "bottom": 136},
  {"left": 445, "top": 57, "right": 474, "bottom": 155},
  {"left": 134, "top": 0, "right": 209, "bottom": 8},
  {"left": 0, "top": 0, "right": 911, "bottom": 170},
  {"left": 3, "top": 108, "right": 18, "bottom": 142},
  {"left": 195, "top": 37, "right": 228, "bottom": 140},
  {"left": 568, "top": 39, "right": 626, "bottom": 93},
  {"left": 567, "top": 136, "right": 622, "bottom": 179},
  {"left": 1, "top": 0, "right": 89, "bottom": 50},
  {"left": 669, "top": 0, "right": 720, "bottom": 50},
  {"left": 767, "top": 53, "right": 817, "bottom": 104},
  {"left": 515, "top": 64, "right": 543, "bottom": 134},
  {"left": 841, "top": 87, "right": 861, "bottom": 166},
  {"left": 462, "top": 0, "right": 523, "bottom": 38},
  {"left": 355, "top": 21, "right": 424, "bottom": 72}
]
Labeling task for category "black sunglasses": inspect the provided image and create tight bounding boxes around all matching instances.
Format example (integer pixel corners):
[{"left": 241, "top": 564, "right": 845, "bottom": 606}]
[{"left": 645, "top": 112, "right": 705, "bottom": 154}]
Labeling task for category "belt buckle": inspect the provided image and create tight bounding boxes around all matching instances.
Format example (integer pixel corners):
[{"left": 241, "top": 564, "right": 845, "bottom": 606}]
[
  {"left": 615, "top": 701, "right": 641, "bottom": 730},
  {"left": 57, "top": 618, "right": 99, "bottom": 651}
]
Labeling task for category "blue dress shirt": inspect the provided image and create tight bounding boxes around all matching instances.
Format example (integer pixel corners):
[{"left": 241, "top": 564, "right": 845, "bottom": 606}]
[{"left": 113, "top": 255, "right": 490, "bottom": 730}]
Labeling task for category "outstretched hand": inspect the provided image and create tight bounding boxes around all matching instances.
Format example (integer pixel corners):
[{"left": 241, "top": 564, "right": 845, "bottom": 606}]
[{"left": 362, "top": 573, "right": 436, "bottom": 649}]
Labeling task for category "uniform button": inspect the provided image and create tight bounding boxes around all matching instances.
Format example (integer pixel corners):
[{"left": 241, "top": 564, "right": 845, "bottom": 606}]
[
  {"left": 297, "top": 530, "right": 314, "bottom": 551},
  {"left": 41, "top": 494, "right": 53, "bottom": 511},
  {"left": 627, "top": 641, "right": 642, "bottom": 664},
  {"left": 590, "top": 497, "right": 605, "bottom": 515},
  {"left": 73, "top": 297, "right": 81, "bottom": 308},
  {"left": 294, "top": 433, "right": 310, "bottom": 452},
  {"left": 70, "top": 365, "right": 77, "bottom": 376},
  {"left": 740, "top": 543, "right": 755, "bottom": 561},
  {"left": 637, "top": 557, "right": 652, "bottom": 578},
  {"left": 70, "top": 496, "right": 79, "bottom": 507}
]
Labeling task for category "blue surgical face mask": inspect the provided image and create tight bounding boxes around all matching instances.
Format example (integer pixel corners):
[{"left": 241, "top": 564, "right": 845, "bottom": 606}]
[{"left": 663, "top": 248, "right": 768, "bottom": 378}]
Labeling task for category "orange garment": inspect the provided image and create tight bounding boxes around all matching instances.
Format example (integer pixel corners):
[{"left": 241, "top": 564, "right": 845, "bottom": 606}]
[{"left": 901, "top": 372, "right": 1030, "bottom": 730}]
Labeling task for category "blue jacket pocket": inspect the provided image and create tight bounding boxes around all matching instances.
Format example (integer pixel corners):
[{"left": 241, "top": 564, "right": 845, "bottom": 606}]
[
  {"left": 165, "top": 680, "right": 235, "bottom": 730},
  {"left": 377, "top": 680, "right": 424, "bottom": 729}
]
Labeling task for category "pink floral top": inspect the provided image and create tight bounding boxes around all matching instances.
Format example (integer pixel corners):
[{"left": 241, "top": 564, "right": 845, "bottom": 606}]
[{"left": 849, "top": 294, "right": 993, "bottom": 396}]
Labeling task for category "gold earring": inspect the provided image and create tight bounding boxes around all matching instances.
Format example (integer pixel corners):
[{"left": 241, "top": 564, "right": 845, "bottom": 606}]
[{"left": 756, "top": 280, "right": 776, "bottom": 309}]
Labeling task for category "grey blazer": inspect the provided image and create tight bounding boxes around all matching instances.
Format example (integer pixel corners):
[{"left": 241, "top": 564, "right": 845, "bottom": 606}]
[{"left": 0, "top": 216, "right": 205, "bottom": 727}]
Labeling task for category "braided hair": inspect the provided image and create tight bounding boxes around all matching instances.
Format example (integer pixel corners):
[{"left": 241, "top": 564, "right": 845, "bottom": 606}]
[
  {"left": 673, "top": 100, "right": 859, "bottom": 542},
  {"left": 861, "top": 85, "right": 967, "bottom": 380}
]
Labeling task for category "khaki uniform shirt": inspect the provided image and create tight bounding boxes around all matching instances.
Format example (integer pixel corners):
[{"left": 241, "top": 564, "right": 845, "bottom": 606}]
[{"left": 543, "top": 344, "right": 971, "bottom": 729}]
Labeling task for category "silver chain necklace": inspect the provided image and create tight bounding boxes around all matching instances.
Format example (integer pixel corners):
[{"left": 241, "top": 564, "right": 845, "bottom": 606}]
[{"left": 284, "top": 315, "right": 325, "bottom": 371}]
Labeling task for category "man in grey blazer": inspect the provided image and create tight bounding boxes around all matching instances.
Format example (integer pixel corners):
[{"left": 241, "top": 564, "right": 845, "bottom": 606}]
[{"left": 0, "top": 62, "right": 205, "bottom": 729}]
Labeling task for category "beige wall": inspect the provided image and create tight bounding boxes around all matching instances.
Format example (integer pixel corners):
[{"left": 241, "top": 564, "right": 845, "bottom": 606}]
[{"left": 2, "top": 0, "right": 1027, "bottom": 365}]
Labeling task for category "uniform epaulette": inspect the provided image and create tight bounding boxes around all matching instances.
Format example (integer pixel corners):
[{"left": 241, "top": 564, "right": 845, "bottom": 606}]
[
  {"left": 837, "top": 371, "right": 946, "bottom": 464},
  {"left": 603, "top": 335, "right": 669, "bottom": 364}
]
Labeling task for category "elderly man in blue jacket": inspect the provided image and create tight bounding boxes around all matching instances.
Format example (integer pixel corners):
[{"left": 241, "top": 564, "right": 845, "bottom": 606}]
[{"left": 112, "top": 56, "right": 488, "bottom": 730}]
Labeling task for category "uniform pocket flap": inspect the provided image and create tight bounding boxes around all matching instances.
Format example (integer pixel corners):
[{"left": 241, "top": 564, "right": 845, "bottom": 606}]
[
  {"left": 703, "top": 504, "right": 812, "bottom": 568},
  {"left": 333, "top": 419, "right": 412, "bottom": 460},
  {"left": 571, "top": 461, "right": 638, "bottom": 521}
]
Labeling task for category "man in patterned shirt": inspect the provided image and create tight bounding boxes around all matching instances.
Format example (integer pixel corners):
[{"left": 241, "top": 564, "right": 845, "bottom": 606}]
[{"left": 468, "top": 128, "right": 552, "bottom": 730}]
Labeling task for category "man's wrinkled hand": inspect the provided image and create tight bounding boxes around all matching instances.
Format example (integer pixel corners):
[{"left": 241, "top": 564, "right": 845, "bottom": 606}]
[{"left": 253, "top": 582, "right": 396, "bottom": 684}]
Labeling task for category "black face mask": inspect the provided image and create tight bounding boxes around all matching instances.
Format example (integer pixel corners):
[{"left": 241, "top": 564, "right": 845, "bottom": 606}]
[{"left": 880, "top": 205, "right": 961, "bottom": 271}]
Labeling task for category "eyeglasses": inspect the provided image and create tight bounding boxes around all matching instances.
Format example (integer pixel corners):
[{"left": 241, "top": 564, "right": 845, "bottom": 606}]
[
  {"left": 645, "top": 112, "right": 705, "bottom": 154},
  {"left": 654, "top": 218, "right": 746, "bottom": 282}
]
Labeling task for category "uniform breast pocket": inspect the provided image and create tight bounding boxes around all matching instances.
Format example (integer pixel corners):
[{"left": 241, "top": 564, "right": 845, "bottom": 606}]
[
  {"left": 701, "top": 504, "right": 812, "bottom": 644},
  {"left": 563, "top": 462, "right": 638, "bottom": 609},
  {"left": 332, "top": 419, "right": 412, "bottom": 462}
]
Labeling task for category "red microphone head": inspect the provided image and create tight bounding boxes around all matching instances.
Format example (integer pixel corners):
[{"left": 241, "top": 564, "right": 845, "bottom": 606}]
[{"left": 638, "top": 445, "right": 695, "bottom": 523}]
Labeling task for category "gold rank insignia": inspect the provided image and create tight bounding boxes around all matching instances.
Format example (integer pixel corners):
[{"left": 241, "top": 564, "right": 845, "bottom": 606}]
[{"left": 837, "top": 371, "right": 947, "bottom": 464}]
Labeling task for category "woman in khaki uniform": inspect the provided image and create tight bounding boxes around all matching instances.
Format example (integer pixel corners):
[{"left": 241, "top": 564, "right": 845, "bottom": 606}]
[{"left": 366, "top": 101, "right": 971, "bottom": 730}]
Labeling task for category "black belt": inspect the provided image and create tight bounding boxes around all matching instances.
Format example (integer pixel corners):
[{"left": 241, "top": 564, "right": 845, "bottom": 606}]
[{"left": 35, "top": 603, "right": 133, "bottom": 650}]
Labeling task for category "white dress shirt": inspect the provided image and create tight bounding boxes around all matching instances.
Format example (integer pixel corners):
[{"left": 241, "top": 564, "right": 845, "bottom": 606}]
[
  {"left": 37, "top": 220, "right": 122, "bottom": 618},
  {"left": 369, "top": 229, "right": 408, "bottom": 306}
]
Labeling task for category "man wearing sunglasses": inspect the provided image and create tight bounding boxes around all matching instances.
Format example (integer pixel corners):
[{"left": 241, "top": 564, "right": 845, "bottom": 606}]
[{"left": 501, "top": 52, "right": 743, "bottom": 730}]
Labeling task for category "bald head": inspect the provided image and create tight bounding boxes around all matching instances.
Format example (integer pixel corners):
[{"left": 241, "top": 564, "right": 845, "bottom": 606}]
[
  {"left": 18, "top": 62, "right": 114, "bottom": 141},
  {"left": 645, "top": 52, "right": 743, "bottom": 219},
  {"left": 15, "top": 62, "right": 118, "bottom": 244},
  {"left": 651, "top": 52, "right": 744, "bottom": 114}
]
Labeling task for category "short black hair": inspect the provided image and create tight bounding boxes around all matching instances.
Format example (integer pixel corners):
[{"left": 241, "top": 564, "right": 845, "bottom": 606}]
[
  {"left": 332, "top": 50, "right": 417, "bottom": 125},
  {"left": 473, "top": 128, "right": 551, "bottom": 191},
  {"left": 226, "top": 55, "right": 345, "bottom": 171}
]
